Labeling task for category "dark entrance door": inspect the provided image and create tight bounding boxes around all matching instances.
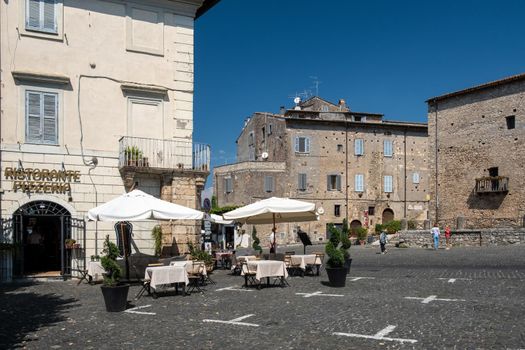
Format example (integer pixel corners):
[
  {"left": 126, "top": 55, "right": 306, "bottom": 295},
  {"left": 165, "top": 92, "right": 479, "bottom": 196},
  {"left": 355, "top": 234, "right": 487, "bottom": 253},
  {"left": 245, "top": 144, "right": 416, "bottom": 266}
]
[{"left": 6, "top": 200, "right": 85, "bottom": 277}]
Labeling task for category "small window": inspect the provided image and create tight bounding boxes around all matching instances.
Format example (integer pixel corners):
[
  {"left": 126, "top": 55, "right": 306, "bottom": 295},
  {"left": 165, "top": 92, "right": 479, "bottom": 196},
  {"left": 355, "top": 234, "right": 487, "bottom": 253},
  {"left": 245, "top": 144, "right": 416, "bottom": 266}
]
[
  {"left": 248, "top": 131, "right": 254, "bottom": 145},
  {"left": 412, "top": 172, "right": 420, "bottom": 184},
  {"left": 354, "top": 139, "right": 364, "bottom": 156},
  {"left": 327, "top": 174, "right": 341, "bottom": 191},
  {"left": 334, "top": 205, "right": 341, "bottom": 217},
  {"left": 368, "top": 206, "right": 375, "bottom": 216},
  {"left": 295, "top": 136, "right": 310, "bottom": 153},
  {"left": 337, "top": 144, "right": 344, "bottom": 152},
  {"left": 26, "top": 0, "right": 58, "bottom": 34},
  {"left": 26, "top": 90, "right": 58, "bottom": 145},
  {"left": 248, "top": 146, "right": 255, "bottom": 161},
  {"left": 384, "top": 175, "right": 393, "bottom": 193},
  {"left": 384, "top": 140, "right": 393, "bottom": 157},
  {"left": 354, "top": 116, "right": 362, "bottom": 122},
  {"left": 268, "top": 124, "right": 273, "bottom": 135},
  {"left": 262, "top": 127, "right": 266, "bottom": 139},
  {"left": 488, "top": 167, "right": 498, "bottom": 177},
  {"left": 224, "top": 178, "right": 233, "bottom": 194},
  {"left": 298, "top": 173, "right": 307, "bottom": 191},
  {"left": 355, "top": 174, "right": 364, "bottom": 192},
  {"left": 264, "top": 176, "right": 274, "bottom": 193},
  {"left": 506, "top": 115, "right": 515, "bottom": 129}
]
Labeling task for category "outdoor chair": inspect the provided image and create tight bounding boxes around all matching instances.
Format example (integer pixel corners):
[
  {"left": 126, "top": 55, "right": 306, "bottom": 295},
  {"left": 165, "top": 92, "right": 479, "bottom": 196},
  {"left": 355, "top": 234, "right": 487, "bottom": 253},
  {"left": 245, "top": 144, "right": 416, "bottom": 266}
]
[
  {"left": 284, "top": 254, "right": 303, "bottom": 277},
  {"left": 241, "top": 261, "right": 258, "bottom": 288},
  {"left": 306, "top": 252, "right": 324, "bottom": 276},
  {"left": 186, "top": 261, "right": 205, "bottom": 294}
]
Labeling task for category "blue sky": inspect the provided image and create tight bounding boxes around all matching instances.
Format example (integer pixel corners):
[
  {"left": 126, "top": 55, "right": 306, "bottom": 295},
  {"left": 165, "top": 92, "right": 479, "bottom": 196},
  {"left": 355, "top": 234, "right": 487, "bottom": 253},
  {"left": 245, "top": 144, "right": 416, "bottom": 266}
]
[{"left": 194, "top": 0, "right": 525, "bottom": 186}]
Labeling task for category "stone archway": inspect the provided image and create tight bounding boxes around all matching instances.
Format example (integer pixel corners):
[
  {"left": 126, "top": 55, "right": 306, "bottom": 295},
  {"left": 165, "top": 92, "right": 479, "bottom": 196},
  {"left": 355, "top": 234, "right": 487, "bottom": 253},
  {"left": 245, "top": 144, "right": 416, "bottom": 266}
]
[
  {"left": 382, "top": 208, "right": 394, "bottom": 224},
  {"left": 350, "top": 220, "right": 362, "bottom": 236}
]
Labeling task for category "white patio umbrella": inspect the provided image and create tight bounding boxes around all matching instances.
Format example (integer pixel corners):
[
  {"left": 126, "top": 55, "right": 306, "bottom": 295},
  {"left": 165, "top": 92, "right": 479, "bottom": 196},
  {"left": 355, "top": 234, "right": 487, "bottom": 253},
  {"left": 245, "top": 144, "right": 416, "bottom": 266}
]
[
  {"left": 222, "top": 197, "right": 319, "bottom": 252},
  {"left": 87, "top": 189, "right": 203, "bottom": 280},
  {"left": 87, "top": 189, "right": 203, "bottom": 221},
  {"left": 209, "top": 214, "right": 233, "bottom": 225}
]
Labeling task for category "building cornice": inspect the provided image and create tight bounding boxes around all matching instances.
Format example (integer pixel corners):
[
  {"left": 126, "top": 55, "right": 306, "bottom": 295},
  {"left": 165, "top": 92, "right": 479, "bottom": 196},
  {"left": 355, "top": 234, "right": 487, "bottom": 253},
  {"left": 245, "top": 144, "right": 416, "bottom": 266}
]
[{"left": 12, "top": 71, "right": 70, "bottom": 85}]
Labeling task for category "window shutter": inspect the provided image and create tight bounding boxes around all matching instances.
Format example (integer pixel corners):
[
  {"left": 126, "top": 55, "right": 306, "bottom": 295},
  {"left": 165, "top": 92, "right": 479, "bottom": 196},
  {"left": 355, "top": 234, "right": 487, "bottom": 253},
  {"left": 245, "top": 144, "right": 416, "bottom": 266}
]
[
  {"left": 355, "top": 174, "right": 364, "bottom": 192},
  {"left": 336, "top": 175, "right": 341, "bottom": 191},
  {"left": 355, "top": 139, "right": 363, "bottom": 155},
  {"left": 27, "top": 0, "right": 41, "bottom": 29},
  {"left": 327, "top": 175, "right": 331, "bottom": 191},
  {"left": 264, "top": 176, "right": 274, "bottom": 192},
  {"left": 413, "top": 172, "right": 420, "bottom": 184},
  {"left": 43, "top": 0, "right": 57, "bottom": 32},
  {"left": 298, "top": 173, "right": 306, "bottom": 191},
  {"left": 42, "top": 93, "right": 57, "bottom": 144},
  {"left": 305, "top": 137, "right": 310, "bottom": 153},
  {"left": 384, "top": 175, "right": 393, "bottom": 193},
  {"left": 26, "top": 92, "right": 42, "bottom": 143},
  {"left": 384, "top": 140, "right": 393, "bottom": 157},
  {"left": 294, "top": 137, "right": 299, "bottom": 152}
]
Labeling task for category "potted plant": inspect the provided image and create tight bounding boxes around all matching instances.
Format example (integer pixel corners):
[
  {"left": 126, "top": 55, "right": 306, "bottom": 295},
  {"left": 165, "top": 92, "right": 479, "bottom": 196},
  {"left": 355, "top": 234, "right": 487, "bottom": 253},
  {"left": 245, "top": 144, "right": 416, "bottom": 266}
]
[
  {"left": 65, "top": 238, "right": 76, "bottom": 249},
  {"left": 100, "top": 235, "right": 129, "bottom": 312},
  {"left": 357, "top": 227, "right": 368, "bottom": 246},
  {"left": 325, "top": 222, "right": 352, "bottom": 287},
  {"left": 124, "top": 146, "right": 143, "bottom": 166},
  {"left": 251, "top": 226, "right": 263, "bottom": 256},
  {"left": 188, "top": 243, "right": 214, "bottom": 272}
]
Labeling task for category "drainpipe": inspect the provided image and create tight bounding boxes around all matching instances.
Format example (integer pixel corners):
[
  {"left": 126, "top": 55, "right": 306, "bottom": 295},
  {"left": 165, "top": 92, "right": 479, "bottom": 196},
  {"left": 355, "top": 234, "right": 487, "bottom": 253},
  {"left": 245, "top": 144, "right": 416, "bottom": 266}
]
[
  {"left": 433, "top": 99, "right": 439, "bottom": 224},
  {"left": 403, "top": 128, "right": 407, "bottom": 218}
]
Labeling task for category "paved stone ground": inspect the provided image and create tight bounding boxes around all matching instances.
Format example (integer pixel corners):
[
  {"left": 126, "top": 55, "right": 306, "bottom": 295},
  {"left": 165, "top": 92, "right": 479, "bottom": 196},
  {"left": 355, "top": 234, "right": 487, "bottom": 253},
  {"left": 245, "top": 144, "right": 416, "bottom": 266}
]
[{"left": 1, "top": 245, "right": 524, "bottom": 349}]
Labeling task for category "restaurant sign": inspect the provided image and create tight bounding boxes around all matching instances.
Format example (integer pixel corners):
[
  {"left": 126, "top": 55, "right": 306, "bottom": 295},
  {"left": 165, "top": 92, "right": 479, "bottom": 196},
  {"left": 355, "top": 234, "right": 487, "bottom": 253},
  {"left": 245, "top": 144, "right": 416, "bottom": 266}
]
[{"left": 4, "top": 167, "right": 81, "bottom": 194}]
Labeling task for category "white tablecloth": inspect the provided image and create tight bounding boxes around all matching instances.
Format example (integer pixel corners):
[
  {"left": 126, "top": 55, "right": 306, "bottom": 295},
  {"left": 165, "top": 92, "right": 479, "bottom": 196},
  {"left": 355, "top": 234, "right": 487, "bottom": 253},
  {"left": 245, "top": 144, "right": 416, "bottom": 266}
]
[
  {"left": 290, "top": 254, "right": 321, "bottom": 270},
  {"left": 144, "top": 266, "right": 189, "bottom": 290},
  {"left": 170, "top": 260, "right": 207, "bottom": 276},
  {"left": 244, "top": 260, "right": 288, "bottom": 281},
  {"left": 87, "top": 261, "right": 105, "bottom": 281}
]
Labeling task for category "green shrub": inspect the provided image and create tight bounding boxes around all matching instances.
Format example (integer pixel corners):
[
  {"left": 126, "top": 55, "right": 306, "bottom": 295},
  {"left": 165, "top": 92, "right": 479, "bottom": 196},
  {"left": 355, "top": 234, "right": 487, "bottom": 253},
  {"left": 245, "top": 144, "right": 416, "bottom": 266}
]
[
  {"left": 383, "top": 220, "right": 401, "bottom": 234},
  {"left": 325, "top": 219, "right": 351, "bottom": 268},
  {"left": 251, "top": 226, "right": 262, "bottom": 254},
  {"left": 374, "top": 224, "right": 383, "bottom": 234},
  {"left": 188, "top": 242, "right": 213, "bottom": 265},
  {"left": 356, "top": 227, "right": 368, "bottom": 241},
  {"left": 151, "top": 225, "right": 162, "bottom": 257},
  {"left": 100, "top": 235, "right": 122, "bottom": 286},
  {"left": 125, "top": 146, "right": 142, "bottom": 160}
]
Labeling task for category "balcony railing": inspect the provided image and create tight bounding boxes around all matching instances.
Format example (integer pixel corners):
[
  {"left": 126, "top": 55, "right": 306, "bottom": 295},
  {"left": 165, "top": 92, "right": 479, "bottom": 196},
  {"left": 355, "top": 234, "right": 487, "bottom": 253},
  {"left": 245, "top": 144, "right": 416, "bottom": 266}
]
[
  {"left": 118, "top": 136, "right": 210, "bottom": 172},
  {"left": 475, "top": 176, "right": 509, "bottom": 193}
]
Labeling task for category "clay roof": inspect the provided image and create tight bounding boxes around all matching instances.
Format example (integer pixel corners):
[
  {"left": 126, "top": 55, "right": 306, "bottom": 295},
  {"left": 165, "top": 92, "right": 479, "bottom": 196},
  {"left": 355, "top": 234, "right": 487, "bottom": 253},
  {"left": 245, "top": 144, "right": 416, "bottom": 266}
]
[{"left": 427, "top": 72, "right": 525, "bottom": 103}]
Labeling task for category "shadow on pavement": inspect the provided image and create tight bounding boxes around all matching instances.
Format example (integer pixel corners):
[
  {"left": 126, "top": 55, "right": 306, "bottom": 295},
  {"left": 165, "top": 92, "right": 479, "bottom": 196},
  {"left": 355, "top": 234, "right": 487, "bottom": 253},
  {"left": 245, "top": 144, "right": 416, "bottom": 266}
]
[{"left": 0, "top": 281, "right": 79, "bottom": 349}]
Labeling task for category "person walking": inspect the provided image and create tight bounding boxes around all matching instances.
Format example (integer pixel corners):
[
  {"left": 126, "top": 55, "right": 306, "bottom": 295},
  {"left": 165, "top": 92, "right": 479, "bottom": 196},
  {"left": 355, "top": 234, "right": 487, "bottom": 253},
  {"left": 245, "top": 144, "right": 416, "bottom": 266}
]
[
  {"left": 431, "top": 223, "right": 440, "bottom": 250},
  {"left": 379, "top": 230, "right": 388, "bottom": 254},
  {"left": 444, "top": 225, "right": 451, "bottom": 250}
]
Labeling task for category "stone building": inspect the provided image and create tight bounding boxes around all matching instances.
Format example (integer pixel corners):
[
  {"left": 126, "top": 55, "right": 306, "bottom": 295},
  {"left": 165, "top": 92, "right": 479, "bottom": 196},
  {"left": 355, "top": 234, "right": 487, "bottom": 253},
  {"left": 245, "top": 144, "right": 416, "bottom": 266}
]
[
  {"left": 0, "top": 0, "right": 218, "bottom": 278},
  {"left": 215, "top": 97, "right": 429, "bottom": 244},
  {"left": 427, "top": 73, "right": 525, "bottom": 229}
]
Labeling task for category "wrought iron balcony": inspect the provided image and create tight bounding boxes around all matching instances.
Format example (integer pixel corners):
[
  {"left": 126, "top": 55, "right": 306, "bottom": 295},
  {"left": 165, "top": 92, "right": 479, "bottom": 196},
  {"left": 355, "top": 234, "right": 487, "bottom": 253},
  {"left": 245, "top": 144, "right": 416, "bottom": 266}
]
[
  {"left": 118, "top": 136, "right": 210, "bottom": 172},
  {"left": 475, "top": 176, "right": 509, "bottom": 194}
]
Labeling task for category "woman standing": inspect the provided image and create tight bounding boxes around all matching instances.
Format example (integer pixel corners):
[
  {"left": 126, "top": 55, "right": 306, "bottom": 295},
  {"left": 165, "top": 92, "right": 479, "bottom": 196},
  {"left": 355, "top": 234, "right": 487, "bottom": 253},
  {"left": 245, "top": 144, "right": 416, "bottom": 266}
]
[
  {"left": 431, "top": 223, "right": 440, "bottom": 250},
  {"left": 444, "top": 225, "right": 451, "bottom": 250}
]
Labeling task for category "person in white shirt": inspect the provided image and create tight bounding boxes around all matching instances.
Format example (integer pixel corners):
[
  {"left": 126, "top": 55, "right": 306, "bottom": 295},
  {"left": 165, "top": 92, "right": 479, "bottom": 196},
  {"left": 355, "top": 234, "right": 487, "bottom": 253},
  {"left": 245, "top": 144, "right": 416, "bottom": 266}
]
[{"left": 431, "top": 224, "right": 440, "bottom": 250}]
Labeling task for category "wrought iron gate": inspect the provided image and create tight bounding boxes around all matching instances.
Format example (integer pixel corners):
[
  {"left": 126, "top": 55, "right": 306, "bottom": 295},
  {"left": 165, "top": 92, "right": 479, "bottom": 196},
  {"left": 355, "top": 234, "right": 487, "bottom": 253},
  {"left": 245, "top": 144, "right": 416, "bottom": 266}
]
[{"left": 63, "top": 216, "right": 86, "bottom": 277}]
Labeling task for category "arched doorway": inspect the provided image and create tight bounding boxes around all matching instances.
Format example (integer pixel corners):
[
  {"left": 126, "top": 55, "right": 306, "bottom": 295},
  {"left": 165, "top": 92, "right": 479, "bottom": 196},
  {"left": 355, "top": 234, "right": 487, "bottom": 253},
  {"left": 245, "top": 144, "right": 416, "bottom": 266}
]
[
  {"left": 382, "top": 208, "right": 395, "bottom": 224},
  {"left": 13, "top": 201, "right": 71, "bottom": 276},
  {"left": 350, "top": 220, "right": 362, "bottom": 236}
]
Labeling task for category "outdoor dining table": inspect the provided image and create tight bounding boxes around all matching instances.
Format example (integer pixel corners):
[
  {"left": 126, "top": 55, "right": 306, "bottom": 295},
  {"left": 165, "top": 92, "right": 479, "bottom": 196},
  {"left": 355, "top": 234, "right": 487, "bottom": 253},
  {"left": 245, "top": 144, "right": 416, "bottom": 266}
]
[
  {"left": 144, "top": 265, "right": 189, "bottom": 295},
  {"left": 290, "top": 254, "right": 321, "bottom": 270},
  {"left": 170, "top": 260, "right": 207, "bottom": 276},
  {"left": 242, "top": 260, "right": 288, "bottom": 288},
  {"left": 214, "top": 251, "right": 233, "bottom": 269}
]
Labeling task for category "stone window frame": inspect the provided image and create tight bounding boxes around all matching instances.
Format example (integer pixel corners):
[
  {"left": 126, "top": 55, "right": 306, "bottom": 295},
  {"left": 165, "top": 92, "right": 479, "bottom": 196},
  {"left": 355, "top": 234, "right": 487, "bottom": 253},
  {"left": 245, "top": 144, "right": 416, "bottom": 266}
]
[
  {"left": 334, "top": 204, "right": 341, "bottom": 217},
  {"left": 19, "top": 0, "right": 64, "bottom": 41},
  {"left": 327, "top": 174, "right": 342, "bottom": 191},
  {"left": 294, "top": 136, "right": 311, "bottom": 154}
]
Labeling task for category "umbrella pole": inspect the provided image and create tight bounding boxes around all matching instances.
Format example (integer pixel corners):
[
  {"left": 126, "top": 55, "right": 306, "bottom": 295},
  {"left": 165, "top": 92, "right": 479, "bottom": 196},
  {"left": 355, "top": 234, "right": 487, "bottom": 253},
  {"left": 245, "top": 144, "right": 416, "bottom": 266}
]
[
  {"left": 272, "top": 213, "right": 276, "bottom": 254},
  {"left": 120, "top": 222, "right": 130, "bottom": 281}
]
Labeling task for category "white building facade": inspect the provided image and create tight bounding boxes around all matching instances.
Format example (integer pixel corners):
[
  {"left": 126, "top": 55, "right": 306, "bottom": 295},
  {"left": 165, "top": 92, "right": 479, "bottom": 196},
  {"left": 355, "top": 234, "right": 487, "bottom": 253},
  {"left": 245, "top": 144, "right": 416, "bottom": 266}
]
[{"left": 0, "top": 0, "right": 216, "bottom": 278}]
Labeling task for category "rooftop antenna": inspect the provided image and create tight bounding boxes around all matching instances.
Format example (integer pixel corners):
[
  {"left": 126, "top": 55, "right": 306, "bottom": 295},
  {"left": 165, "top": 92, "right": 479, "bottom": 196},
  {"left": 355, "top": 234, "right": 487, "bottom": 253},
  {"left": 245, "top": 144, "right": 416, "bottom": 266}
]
[{"left": 309, "top": 76, "right": 321, "bottom": 96}]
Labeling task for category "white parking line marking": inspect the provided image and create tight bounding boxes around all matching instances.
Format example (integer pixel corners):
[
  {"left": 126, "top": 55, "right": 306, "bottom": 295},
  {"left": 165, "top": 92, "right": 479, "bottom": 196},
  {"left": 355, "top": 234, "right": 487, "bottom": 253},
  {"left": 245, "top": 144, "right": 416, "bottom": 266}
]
[
  {"left": 125, "top": 305, "right": 156, "bottom": 315},
  {"left": 296, "top": 291, "right": 344, "bottom": 298},
  {"left": 216, "top": 286, "right": 253, "bottom": 292},
  {"left": 334, "top": 325, "right": 417, "bottom": 344},
  {"left": 347, "top": 277, "right": 375, "bottom": 281},
  {"left": 437, "top": 278, "right": 470, "bottom": 283},
  {"left": 203, "top": 314, "right": 259, "bottom": 327},
  {"left": 405, "top": 295, "right": 466, "bottom": 304}
]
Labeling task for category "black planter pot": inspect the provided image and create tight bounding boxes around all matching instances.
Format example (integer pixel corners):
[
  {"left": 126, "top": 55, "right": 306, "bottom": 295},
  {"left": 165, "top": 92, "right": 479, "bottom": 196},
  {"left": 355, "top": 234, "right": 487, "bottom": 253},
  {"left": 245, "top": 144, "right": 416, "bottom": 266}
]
[
  {"left": 101, "top": 284, "right": 130, "bottom": 312},
  {"left": 325, "top": 267, "right": 347, "bottom": 287},
  {"left": 344, "top": 258, "right": 353, "bottom": 275}
]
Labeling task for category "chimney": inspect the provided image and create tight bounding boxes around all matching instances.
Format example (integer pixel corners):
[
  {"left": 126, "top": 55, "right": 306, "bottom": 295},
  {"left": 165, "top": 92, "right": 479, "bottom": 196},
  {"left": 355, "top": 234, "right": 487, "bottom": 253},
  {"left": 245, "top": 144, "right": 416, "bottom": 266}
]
[
  {"left": 338, "top": 99, "right": 346, "bottom": 111},
  {"left": 279, "top": 106, "right": 286, "bottom": 115}
]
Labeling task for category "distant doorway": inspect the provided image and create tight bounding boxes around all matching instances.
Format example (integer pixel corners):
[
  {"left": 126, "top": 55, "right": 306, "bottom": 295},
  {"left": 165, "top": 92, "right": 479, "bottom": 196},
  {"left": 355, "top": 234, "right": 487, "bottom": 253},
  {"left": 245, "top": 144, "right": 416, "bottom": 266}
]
[
  {"left": 349, "top": 220, "right": 362, "bottom": 236},
  {"left": 382, "top": 208, "right": 394, "bottom": 224}
]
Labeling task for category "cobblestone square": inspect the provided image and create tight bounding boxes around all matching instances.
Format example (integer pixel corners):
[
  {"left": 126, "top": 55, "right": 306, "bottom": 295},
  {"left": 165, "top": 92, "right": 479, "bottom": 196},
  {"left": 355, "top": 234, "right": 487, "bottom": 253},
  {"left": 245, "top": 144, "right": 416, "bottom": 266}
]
[{"left": 1, "top": 245, "right": 524, "bottom": 349}]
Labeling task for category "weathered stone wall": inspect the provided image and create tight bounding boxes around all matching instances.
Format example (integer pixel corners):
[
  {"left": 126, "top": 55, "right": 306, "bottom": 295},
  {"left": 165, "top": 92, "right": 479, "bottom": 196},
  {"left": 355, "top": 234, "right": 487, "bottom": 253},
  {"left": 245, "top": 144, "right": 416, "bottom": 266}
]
[
  {"left": 398, "top": 229, "right": 525, "bottom": 248},
  {"left": 428, "top": 78, "right": 525, "bottom": 229},
  {"left": 236, "top": 114, "right": 287, "bottom": 162}
]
